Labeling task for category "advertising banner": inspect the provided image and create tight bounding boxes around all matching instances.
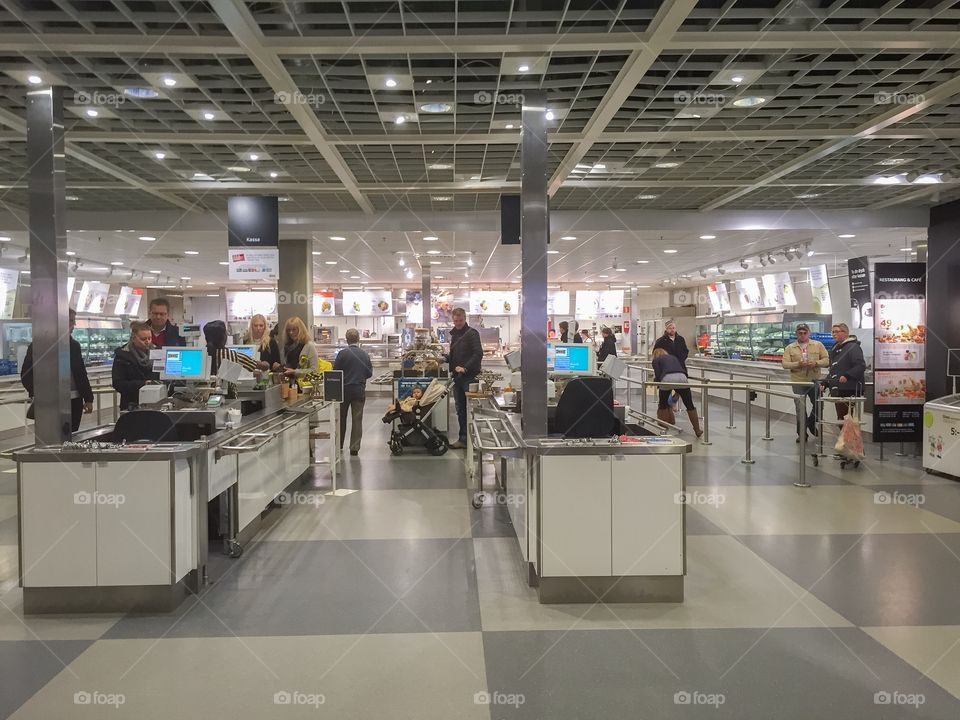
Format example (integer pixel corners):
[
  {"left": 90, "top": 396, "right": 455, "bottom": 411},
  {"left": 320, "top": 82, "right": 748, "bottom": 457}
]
[
  {"left": 761, "top": 272, "right": 797, "bottom": 307},
  {"left": 0, "top": 269, "right": 19, "bottom": 319},
  {"left": 76, "top": 281, "right": 111, "bottom": 314},
  {"left": 808, "top": 265, "right": 833, "bottom": 314},
  {"left": 342, "top": 290, "right": 393, "bottom": 316},
  {"left": 847, "top": 256, "right": 873, "bottom": 329},
  {"left": 113, "top": 286, "right": 144, "bottom": 316},
  {"left": 735, "top": 278, "right": 763, "bottom": 309},
  {"left": 227, "top": 196, "right": 278, "bottom": 247},
  {"left": 227, "top": 247, "right": 279, "bottom": 281},
  {"left": 873, "top": 262, "right": 926, "bottom": 441},
  {"left": 706, "top": 282, "right": 731, "bottom": 314},
  {"left": 226, "top": 290, "right": 277, "bottom": 320},
  {"left": 575, "top": 290, "right": 624, "bottom": 317},
  {"left": 470, "top": 290, "right": 520, "bottom": 316},
  {"left": 313, "top": 291, "right": 336, "bottom": 317},
  {"left": 547, "top": 291, "right": 570, "bottom": 315}
]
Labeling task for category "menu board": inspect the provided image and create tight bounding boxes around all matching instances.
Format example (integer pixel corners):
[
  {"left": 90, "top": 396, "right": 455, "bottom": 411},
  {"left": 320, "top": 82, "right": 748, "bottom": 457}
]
[
  {"left": 575, "top": 290, "right": 624, "bottom": 317},
  {"left": 226, "top": 290, "right": 277, "bottom": 320},
  {"left": 706, "top": 282, "right": 731, "bottom": 313},
  {"left": 342, "top": 290, "right": 392, "bottom": 316},
  {"left": 872, "top": 262, "right": 926, "bottom": 441},
  {"left": 470, "top": 290, "right": 520, "bottom": 316},
  {"left": 76, "top": 281, "right": 111, "bottom": 314},
  {"left": 847, "top": 256, "right": 873, "bottom": 329},
  {"left": 405, "top": 290, "right": 424, "bottom": 323},
  {"left": 808, "top": 265, "right": 832, "bottom": 314},
  {"left": 113, "top": 286, "right": 144, "bottom": 316},
  {"left": 313, "top": 291, "right": 336, "bottom": 317},
  {"left": 432, "top": 290, "right": 455, "bottom": 322},
  {"left": 548, "top": 291, "right": 570, "bottom": 315},
  {"left": 735, "top": 278, "right": 763, "bottom": 309},
  {"left": 0, "top": 269, "right": 19, "bottom": 319},
  {"left": 761, "top": 272, "right": 797, "bottom": 307}
]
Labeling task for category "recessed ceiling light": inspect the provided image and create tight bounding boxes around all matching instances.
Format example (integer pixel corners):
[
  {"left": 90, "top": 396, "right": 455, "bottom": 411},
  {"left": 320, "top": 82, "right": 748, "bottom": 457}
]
[
  {"left": 838, "top": 234, "right": 856, "bottom": 238},
  {"left": 65, "top": 250, "right": 76, "bottom": 256},
  {"left": 385, "top": 78, "right": 398, "bottom": 88},
  {"left": 184, "top": 250, "right": 199, "bottom": 255},
  {"left": 636, "top": 194, "right": 658, "bottom": 200},
  {"left": 428, "top": 163, "right": 452, "bottom": 170},
  {"left": 435, "top": 276, "right": 444, "bottom": 279},
  {"left": 85, "top": 108, "right": 98, "bottom": 118},
  {"left": 226, "top": 166, "right": 250, "bottom": 173},
  {"left": 419, "top": 102, "right": 452, "bottom": 113},
  {"left": 547, "top": 250, "right": 560, "bottom": 254},
  {"left": 900, "top": 247, "right": 913, "bottom": 252},
  {"left": 913, "top": 173, "right": 942, "bottom": 184},
  {"left": 311, "top": 251, "right": 322, "bottom": 256},
  {"left": 269, "top": 171, "right": 278, "bottom": 178},
  {"left": 180, "top": 276, "right": 190, "bottom": 280},
  {"left": 65, "top": 195, "right": 80, "bottom": 201},
  {"left": 470, "top": 175, "right": 481, "bottom": 180},
  {"left": 394, "top": 115, "right": 406, "bottom": 125},
  {"left": 663, "top": 249, "right": 678, "bottom": 254},
  {"left": 560, "top": 235, "right": 576, "bottom": 240},
  {"left": 654, "top": 161, "right": 680, "bottom": 168},
  {"left": 329, "top": 235, "right": 346, "bottom": 241},
  {"left": 202, "top": 111, "right": 215, "bottom": 121},
  {"left": 27, "top": 74, "right": 42, "bottom": 85},
  {"left": 426, "top": 250, "right": 442, "bottom": 255},
  {"left": 325, "top": 261, "right": 338, "bottom": 265},
  {"left": 636, "top": 260, "right": 650, "bottom": 264},
  {"left": 545, "top": 111, "right": 555, "bottom": 120},
  {"left": 339, "top": 269, "right": 350, "bottom": 273},
  {"left": 162, "top": 76, "right": 177, "bottom": 87},
  {"left": 467, "top": 258, "right": 474, "bottom": 266},
  {"left": 206, "top": 281, "right": 216, "bottom": 285},
  {"left": 615, "top": 268, "right": 627, "bottom": 272},
  {"left": 797, "top": 193, "right": 821, "bottom": 199},
  {"left": 149, "top": 269, "right": 162, "bottom": 273},
  {"left": 219, "top": 261, "right": 229, "bottom": 265},
  {"left": 675, "top": 112, "right": 701, "bottom": 119},
  {"left": 505, "top": 124, "right": 514, "bottom": 130},
  {"left": 123, "top": 87, "right": 160, "bottom": 99},
  {"left": 278, "top": 196, "right": 291, "bottom": 202},
  {"left": 873, "top": 176, "right": 903, "bottom": 185},
  {"left": 139, "top": 235, "right": 156, "bottom": 241},
  {"left": 110, "top": 261, "right": 124, "bottom": 266},
  {"left": 518, "top": 64, "right": 530, "bottom": 72},
  {"left": 732, "top": 96, "right": 767, "bottom": 107},
  {"left": 350, "top": 275, "right": 360, "bottom": 279},
  {"left": 879, "top": 158, "right": 907, "bottom": 166},
  {"left": 155, "top": 151, "right": 167, "bottom": 160},
  {"left": 248, "top": 153, "right": 259, "bottom": 161},
  {"left": 699, "top": 234, "right": 716, "bottom": 240},
  {"left": 598, "top": 274, "right": 609, "bottom": 278},
  {"left": 431, "top": 195, "right": 452, "bottom": 201},
  {"left": 423, "top": 235, "right": 439, "bottom": 241},
  {"left": 425, "top": 79, "right": 433, "bottom": 84},
  {"left": 731, "top": 75, "right": 744, "bottom": 83}
]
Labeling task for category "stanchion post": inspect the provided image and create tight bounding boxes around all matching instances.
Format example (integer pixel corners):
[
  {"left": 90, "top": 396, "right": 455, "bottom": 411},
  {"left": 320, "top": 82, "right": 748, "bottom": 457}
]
[
  {"left": 896, "top": 440, "right": 906, "bottom": 457},
  {"left": 762, "top": 379, "right": 773, "bottom": 440},
  {"left": 640, "top": 367, "right": 648, "bottom": 416},
  {"left": 701, "top": 378, "right": 712, "bottom": 445},
  {"left": 817, "top": 382, "right": 824, "bottom": 457},
  {"left": 794, "top": 395, "right": 810, "bottom": 487},
  {"left": 727, "top": 373, "right": 736, "bottom": 429},
  {"left": 742, "top": 387, "right": 755, "bottom": 464}
]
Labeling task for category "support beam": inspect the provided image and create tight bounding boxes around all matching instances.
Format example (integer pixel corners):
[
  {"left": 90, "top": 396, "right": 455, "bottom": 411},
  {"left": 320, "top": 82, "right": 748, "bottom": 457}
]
[
  {"left": 210, "top": 0, "right": 374, "bottom": 214},
  {"left": 520, "top": 91, "right": 549, "bottom": 440},
  {"left": 277, "top": 238, "right": 313, "bottom": 338},
  {"left": 421, "top": 268, "right": 431, "bottom": 332},
  {"left": 701, "top": 72, "right": 960, "bottom": 210},
  {"left": 926, "top": 198, "right": 960, "bottom": 401},
  {"left": 26, "top": 87, "right": 71, "bottom": 445},
  {"left": 547, "top": 0, "right": 698, "bottom": 197}
]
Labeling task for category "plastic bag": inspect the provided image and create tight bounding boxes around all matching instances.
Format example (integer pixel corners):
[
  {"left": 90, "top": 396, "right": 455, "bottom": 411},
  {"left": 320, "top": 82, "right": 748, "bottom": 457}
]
[{"left": 834, "top": 415, "right": 864, "bottom": 460}]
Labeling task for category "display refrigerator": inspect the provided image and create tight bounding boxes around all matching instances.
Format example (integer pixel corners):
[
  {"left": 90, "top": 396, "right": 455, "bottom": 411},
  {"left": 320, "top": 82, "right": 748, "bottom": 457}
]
[
  {"left": 73, "top": 318, "right": 128, "bottom": 365},
  {"left": 695, "top": 312, "right": 832, "bottom": 362},
  {"left": 0, "top": 320, "right": 32, "bottom": 375}
]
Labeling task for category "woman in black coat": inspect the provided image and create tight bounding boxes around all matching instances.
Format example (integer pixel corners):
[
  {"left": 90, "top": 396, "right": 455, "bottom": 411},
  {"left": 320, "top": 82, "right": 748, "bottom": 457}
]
[
  {"left": 597, "top": 327, "right": 618, "bottom": 362},
  {"left": 112, "top": 321, "right": 162, "bottom": 410}
]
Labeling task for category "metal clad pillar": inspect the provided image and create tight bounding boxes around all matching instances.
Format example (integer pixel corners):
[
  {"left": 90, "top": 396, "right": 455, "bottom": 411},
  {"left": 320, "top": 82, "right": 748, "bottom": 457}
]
[
  {"left": 422, "top": 267, "right": 431, "bottom": 331},
  {"left": 27, "top": 86, "right": 71, "bottom": 445},
  {"left": 520, "top": 90, "right": 549, "bottom": 439},
  {"left": 277, "top": 238, "right": 313, "bottom": 335},
  {"left": 629, "top": 287, "right": 638, "bottom": 356}
]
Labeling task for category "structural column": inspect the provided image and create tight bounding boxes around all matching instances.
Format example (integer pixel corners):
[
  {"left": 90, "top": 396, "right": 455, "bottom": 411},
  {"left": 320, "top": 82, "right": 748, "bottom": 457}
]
[
  {"left": 27, "top": 86, "right": 71, "bottom": 445},
  {"left": 277, "top": 238, "right": 313, "bottom": 335},
  {"left": 926, "top": 199, "right": 960, "bottom": 399},
  {"left": 520, "top": 90, "right": 549, "bottom": 439},
  {"left": 629, "top": 288, "right": 638, "bottom": 356},
  {"left": 422, "top": 267, "right": 431, "bottom": 331}
]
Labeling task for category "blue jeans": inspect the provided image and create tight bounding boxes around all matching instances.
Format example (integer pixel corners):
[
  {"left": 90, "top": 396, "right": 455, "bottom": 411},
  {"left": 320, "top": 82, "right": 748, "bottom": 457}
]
[{"left": 793, "top": 383, "right": 819, "bottom": 436}]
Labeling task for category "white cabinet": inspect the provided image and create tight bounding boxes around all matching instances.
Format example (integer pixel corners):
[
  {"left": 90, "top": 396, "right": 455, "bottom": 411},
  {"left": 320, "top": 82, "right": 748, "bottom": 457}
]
[
  {"left": 539, "top": 454, "right": 684, "bottom": 579},
  {"left": 237, "top": 416, "right": 310, "bottom": 530}
]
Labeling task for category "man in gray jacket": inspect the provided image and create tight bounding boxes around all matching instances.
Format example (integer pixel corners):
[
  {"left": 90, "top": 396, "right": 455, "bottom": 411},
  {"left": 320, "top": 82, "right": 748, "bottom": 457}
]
[{"left": 333, "top": 329, "right": 374, "bottom": 456}]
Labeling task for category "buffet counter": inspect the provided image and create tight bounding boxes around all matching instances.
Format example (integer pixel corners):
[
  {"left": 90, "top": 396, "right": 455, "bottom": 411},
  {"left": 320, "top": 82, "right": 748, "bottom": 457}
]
[
  {"left": 469, "top": 398, "right": 690, "bottom": 603},
  {"left": 14, "top": 395, "right": 326, "bottom": 614}
]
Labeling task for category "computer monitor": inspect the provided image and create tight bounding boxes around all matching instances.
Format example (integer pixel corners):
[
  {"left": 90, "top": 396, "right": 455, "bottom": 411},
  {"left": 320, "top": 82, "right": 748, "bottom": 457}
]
[
  {"left": 159, "top": 347, "right": 211, "bottom": 381},
  {"left": 227, "top": 344, "right": 257, "bottom": 359},
  {"left": 547, "top": 343, "right": 597, "bottom": 376}
]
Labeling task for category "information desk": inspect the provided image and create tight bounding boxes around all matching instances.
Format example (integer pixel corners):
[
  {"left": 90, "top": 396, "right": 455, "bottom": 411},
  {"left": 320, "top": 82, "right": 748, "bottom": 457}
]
[
  {"left": 470, "top": 399, "right": 690, "bottom": 603},
  {"left": 15, "top": 397, "right": 325, "bottom": 614}
]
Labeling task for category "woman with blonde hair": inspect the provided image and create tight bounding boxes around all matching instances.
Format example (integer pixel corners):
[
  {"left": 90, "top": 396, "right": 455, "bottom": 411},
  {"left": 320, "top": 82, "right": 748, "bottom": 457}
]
[
  {"left": 280, "top": 316, "right": 318, "bottom": 378},
  {"left": 246, "top": 313, "right": 280, "bottom": 370}
]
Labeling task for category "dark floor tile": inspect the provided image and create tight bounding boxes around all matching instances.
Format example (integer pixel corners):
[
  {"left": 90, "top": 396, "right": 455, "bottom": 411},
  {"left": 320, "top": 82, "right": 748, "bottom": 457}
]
[
  {"left": 686, "top": 507, "right": 728, "bottom": 535},
  {"left": 0, "top": 640, "right": 92, "bottom": 719},
  {"left": 685, "top": 454, "right": 848, "bottom": 486},
  {"left": 865, "top": 483, "right": 960, "bottom": 524},
  {"left": 481, "top": 627, "right": 960, "bottom": 719}
]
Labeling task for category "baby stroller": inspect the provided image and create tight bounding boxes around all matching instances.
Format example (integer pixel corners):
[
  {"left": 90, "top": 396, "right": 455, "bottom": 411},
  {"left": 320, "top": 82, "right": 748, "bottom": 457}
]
[{"left": 386, "top": 379, "right": 451, "bottom": 456}]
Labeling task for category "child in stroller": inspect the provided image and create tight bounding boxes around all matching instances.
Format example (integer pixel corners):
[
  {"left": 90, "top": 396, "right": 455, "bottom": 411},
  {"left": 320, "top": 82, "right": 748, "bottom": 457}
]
[{"left": 384, "top": 379, "right": 450, "bottom": 456}]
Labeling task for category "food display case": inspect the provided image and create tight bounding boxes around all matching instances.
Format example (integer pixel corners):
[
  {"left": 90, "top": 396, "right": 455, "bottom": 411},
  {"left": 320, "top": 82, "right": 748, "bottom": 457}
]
[
  {"left": 73, "top": 318, "right": 127, "bottom": 365},
  {"left": 695, "top": 313, "right": 831, "bottom": 362},
  {"left": 0, "top": 320, "right": 32, "bottom": 374}
]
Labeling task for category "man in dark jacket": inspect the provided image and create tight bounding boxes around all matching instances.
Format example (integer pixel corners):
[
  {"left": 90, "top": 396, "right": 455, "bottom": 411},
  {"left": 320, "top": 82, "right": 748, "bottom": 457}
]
[
  {"left": 597, "top": 327, "right": 618, "bottom": 362},
  {"left": 333, "top": 328, "right": 374, "bottom": 456},
  {"left": 21, "top": 308, "right": 94, "bottom": 432},
  {"left": 446, "top": 307, "right": 483, "bottom": 448},
  {"left": 112, "top": 321, "right": 161, "bottom": 410},
  {"left": 148, "top": 298, "right": 186, "bottom": 347},
  {"left": 653, "top": 320, "right": 689, "bottom": 372},
  {"left": 825, "top": 323, "right": 866, "bottom": 420}
]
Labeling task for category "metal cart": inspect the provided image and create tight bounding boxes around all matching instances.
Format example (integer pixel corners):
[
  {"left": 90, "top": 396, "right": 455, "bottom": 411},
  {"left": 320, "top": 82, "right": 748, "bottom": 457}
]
[{"left": 813, "top": 391, "right": 867, "bottom": 470}]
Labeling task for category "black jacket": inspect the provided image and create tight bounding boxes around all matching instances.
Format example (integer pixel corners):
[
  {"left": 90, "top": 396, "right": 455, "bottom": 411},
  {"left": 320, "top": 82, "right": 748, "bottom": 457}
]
[
  {"left": 258, "top": 337, "right": 282, "bottom": 368},
  {"left": 826, "top": 337, "right": 866, "bottom": 393},
  {"left": 334, "top": 344, "right": 374, "bottom": 388},
  {"left": 448, "top": 324, "right": 483, "bottom": 377},
  {"left": 654, "top": 333, "right": 689, "bottom": 371},
  {"left": 597, "top": 334, "right": 618, "bottom": 362},
  {"left": 21, "top": 337, "right": 93, "bottom": 403},
  {"left": 152, "top": 320, "right": 186, "bottom": 347},
  {"left": 112, "top": 346, "right": 160, "bottom": 409},
  {"left": 652, "top": 353, "right": 686, "bottom": 382}
]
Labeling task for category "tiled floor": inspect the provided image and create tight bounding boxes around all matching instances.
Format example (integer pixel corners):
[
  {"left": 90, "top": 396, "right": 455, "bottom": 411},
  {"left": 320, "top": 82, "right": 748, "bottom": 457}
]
[{"left": 0, "top": 396, "right": 959, "bottom": 718}]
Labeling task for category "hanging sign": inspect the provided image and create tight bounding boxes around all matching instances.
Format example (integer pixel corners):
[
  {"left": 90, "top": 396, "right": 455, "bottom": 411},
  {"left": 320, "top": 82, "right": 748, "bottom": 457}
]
[
  {"left": 808, "top": 265, "right": 833, "bottom": 314},
  {"left": 847, "top": 256, "right": 873, "bottom": 329},
  {"left": 227, "top": 196, "right": 279, "bottom": 280}
]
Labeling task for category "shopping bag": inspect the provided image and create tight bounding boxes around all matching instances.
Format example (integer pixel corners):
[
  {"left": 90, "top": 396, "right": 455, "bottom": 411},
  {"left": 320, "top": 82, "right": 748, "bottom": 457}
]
[{"left": 834, "top": 415, "right": 864, "bottom": 461}]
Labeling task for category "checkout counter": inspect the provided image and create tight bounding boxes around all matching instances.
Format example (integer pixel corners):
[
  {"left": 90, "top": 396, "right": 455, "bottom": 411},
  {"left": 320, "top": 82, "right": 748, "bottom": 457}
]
[
  {"left": 467, "top": 347, "right": 691, "bottom": 603},
  {"left": 14, "top": 347, "right": 332, "bottom": 614}
]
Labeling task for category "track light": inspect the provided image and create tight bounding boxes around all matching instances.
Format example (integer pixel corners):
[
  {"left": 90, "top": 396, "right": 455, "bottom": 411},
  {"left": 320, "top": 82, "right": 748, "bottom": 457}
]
[
  {"left": 740, "top": 259, "right": 749, "bottom": 270},
  {"left": 767, "top": 253, "right": 776, "bottom": 265},
  {"left": 805, "top": 243, "right": 814, "bottom": 257},
  {"left": 717, "top": 266, "right": 726, "bottom": 275},
  {"left": 759, "top": 255, "right": 768, "bottom": 267},
  {"left": 699, "top": 269, "right": 707, "bottom": 278}
]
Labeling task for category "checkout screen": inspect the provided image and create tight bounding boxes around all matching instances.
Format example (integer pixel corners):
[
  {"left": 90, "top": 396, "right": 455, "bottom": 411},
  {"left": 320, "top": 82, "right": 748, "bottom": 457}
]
[
  {"left": 164, "top": 349, "right": 204, "bottom": 377},
  {"left": 549, "top": 344, "right": 591, "bottom": 373}
]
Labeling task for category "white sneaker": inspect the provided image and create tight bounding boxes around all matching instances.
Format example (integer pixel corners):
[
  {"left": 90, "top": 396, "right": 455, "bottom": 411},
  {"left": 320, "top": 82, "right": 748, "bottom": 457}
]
[{"left": 449, "top": 439, "right": 466, "bottom": 449}]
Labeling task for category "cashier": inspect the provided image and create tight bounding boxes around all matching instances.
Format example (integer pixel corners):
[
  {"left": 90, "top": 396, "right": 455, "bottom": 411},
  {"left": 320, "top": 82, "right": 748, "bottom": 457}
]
[
  {"left": 112, "top": 321, "right": 161, "bottom": 410},
  {"left": 203, "top": 320, "right": 259, "bottom": 375}
]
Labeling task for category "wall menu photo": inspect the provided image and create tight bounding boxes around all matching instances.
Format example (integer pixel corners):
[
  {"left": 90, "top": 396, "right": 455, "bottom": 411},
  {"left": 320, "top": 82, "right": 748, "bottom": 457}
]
[
  {"left": 547, "top": 291, "right": 570, "bottom": 315},
  {"left": 875, "top": 298, "right": 925, "bottom": 369},
  {"left": 874, "top": 370, "right": 926, "bottom": 405},
  {"left": 808, "top": 265, "right": 832, "bottom": 314},
  {"left": 761, "top": 272, "right": 797, "bottom": 307},
  {"left": 342, "top": 290, "right": 393, "bottom": 316},
  {"left": 470, "top": 290, "right": 520, "bottom": 316},
  {"left": 735, "top": 277, "right": 763, "bottom": 309},
  {"left": 313, "top": 291, "right": 336, "bottom": 317}
]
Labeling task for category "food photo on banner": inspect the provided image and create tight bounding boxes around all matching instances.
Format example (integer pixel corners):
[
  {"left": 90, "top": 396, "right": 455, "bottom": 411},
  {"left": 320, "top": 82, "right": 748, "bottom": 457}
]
[{"left": 872, "top": 262, "right": 927, "bottom": 442}]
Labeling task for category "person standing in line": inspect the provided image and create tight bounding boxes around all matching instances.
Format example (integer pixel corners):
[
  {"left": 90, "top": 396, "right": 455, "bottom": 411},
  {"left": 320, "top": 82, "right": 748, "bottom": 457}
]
[
  {"left": 652, "top": 348, "right": 702, "bottom": 438},
  {"left": 824, "top": 323, "right": 866, "bottom": 421},
  {"left": 21, "top": 308, "right": 94, "bottom": 432},
  {"left": 654, "top": 320, "right": 690, "bottom": 372},
  {"left": 147, "top": 298, "right": 186, "bottom": 347},
  {"left": 558, "top": 320, "right": 571, "bottom": 343},
  {"left": 580, "top": 328, "right": 592, "bottom": 345},
  {"left": 782, "top": 323, "right": 830, "bottom": 442},
  {"left": 572, "top": 321, "right": 583, "bottom": 343},
  {"left": 280, "top": 317, "right": 319, "bottom": 379},
  {"left": 446, "top": 307, "right": 483, "bottom": 449},
  {"left": 333, "top": 328, "right": 373, "bottom": 456},
  {"left": 597, "top": 326, "right": 618, "bottom": 362},
  {"left": 246, "top": 313, "right": 280, "bottom": 370},
  {"left": 112, "top": 321, "right": 162, "bottom": 410}
]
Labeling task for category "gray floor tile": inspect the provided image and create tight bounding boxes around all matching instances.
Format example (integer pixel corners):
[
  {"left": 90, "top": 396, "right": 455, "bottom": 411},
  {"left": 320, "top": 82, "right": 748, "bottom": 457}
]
[
  {"left": 685, "top": 453, "right": 849, "bottom": 486},
  {"left": 0, "top": 640, "right": 91, "bottom": 718},
  {"left": 0, "top": 516, "right": 17, "bottom": 546},
  {"left": 104, "top": 538, "right": 481, "bottom": 639},
  {"left": 686, "top": 507, "right": 727, "bottom": 535},
  {"left": 314, "top": 458, "right": 468, "bottom": 490},
  {"left": 864, "top": 484, "right": 960, "bottom": 524},
  {"left": 741, "top": 533, "right": 960, "bottom": 626},
  {"left": 481, "top": 627, "right": 960, "bottom": 718},
  {"left": 469, "top": 496, "right": 516, "bottom": 539}
]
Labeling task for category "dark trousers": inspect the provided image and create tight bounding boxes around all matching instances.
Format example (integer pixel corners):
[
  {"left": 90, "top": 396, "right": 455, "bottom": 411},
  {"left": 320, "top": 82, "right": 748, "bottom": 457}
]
[
  {"left": 658, "top": 388, "right": 695, "bottom": 412},
  {"left": 453, "top": 374, "right": 476, "bottom": 441},
  {"left": 339, "top": 385, "right": 366, "bottom": 452},
  {"left": 71, "top": 397, "right": 84, "bottom": 432},
  {"left": 792, "top": 383, "right": 819, "bottom": 435},
  {"left": 831, "top": 388, "right": 856, "bottom": 420}
]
